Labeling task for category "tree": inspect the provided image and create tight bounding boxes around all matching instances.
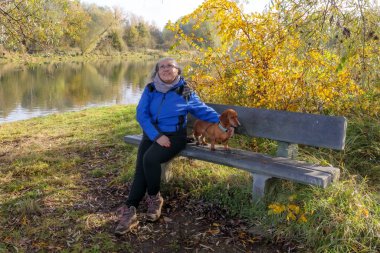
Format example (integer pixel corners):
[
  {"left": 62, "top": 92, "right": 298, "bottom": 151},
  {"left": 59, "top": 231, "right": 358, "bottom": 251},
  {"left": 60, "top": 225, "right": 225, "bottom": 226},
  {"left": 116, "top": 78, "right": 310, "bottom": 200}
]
[
  {"left": 275, "top": 0, "right": 379, "bottom": 87},
  {"left": 167, "top": 0, "right": 372, "bottom": 114},
  {"left": 149, "top": 25, "right": 164, "bottom": 48},
  {"left": 275, "top": 0, "right": 380, "bottom": 114},
  {"left": 79, "top": 4, "right": 126, "bottom": 54},
  {"left": 0, "top": 0, "right": 89, "bottom": 52},
  {"left": 123, "top": 14, "right": 159, "bottom": 49}
]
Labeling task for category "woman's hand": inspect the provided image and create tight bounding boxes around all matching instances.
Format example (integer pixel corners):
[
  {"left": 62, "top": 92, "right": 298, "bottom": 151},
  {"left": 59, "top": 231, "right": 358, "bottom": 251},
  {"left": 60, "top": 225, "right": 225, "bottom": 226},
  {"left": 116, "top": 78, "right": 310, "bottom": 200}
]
[{"left": 156, "top": 135, "right": 171, "bottom": 147}]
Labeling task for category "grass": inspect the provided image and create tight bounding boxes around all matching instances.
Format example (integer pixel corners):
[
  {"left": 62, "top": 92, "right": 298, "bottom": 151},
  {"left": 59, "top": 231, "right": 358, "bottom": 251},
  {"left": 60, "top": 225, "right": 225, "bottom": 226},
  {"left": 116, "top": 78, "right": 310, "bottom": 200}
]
[
  {"left": 0, "top": 105, "right": 379, "bottom": 252},
  {"left": 0, "top": 105, "right": 138, "bottom": 252}
]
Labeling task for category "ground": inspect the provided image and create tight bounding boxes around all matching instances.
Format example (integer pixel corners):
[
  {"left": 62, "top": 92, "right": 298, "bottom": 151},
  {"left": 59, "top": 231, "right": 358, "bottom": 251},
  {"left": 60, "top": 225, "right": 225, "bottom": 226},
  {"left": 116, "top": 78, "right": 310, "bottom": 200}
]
[
  {"left": 84, "top": 175, "right": 295, "bottom": 253},
  {"left": 0, "top": 107, "right": 301, "bottom": 252}
]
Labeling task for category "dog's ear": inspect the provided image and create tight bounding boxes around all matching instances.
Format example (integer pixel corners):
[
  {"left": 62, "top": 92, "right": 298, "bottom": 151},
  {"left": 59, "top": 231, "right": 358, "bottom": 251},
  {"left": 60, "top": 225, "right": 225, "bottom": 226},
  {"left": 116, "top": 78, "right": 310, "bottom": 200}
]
[{"left": 219, "top": 111, "right": 228, "bottom": 124}]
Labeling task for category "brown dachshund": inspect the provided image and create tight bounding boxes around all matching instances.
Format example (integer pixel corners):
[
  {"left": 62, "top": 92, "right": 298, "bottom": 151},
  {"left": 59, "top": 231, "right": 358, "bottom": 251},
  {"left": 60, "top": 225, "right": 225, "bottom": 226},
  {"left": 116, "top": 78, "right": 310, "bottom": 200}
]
[{"left": 193, "top": 109, "right": 241, "bottom": 151}]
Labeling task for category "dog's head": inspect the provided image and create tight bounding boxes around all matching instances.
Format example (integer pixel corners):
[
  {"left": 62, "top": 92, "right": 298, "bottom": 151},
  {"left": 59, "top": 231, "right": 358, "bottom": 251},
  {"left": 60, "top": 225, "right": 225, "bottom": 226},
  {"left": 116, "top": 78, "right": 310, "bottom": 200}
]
[{"left": 219, "top": 109, "right": 241, "bottom": 128}]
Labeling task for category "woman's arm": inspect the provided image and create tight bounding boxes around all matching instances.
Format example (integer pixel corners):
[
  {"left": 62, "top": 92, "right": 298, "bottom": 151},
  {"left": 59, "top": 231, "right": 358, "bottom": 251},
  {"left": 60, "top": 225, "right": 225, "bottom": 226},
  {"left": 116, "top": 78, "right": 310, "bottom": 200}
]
[
  {"left": 136, "top": 87, "right": 162, "bottom": 141},
  {"left": 187, "top": 92, "right": 220, "bottom": 122}
]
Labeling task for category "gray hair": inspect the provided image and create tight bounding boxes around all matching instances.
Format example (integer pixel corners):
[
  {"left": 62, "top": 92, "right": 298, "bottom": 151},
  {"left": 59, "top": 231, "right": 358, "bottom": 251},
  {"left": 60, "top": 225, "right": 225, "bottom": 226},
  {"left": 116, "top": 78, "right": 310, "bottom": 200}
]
[{"left": 151, "top": 57, "right": 182, "bottom": 80}]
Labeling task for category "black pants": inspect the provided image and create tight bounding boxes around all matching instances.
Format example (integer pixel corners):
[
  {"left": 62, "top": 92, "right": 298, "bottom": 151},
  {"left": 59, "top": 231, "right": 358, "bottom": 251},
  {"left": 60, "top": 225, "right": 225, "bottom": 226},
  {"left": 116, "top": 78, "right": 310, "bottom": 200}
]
[{"left": 126, "top": 130, "right": 187, "bottom": 208}]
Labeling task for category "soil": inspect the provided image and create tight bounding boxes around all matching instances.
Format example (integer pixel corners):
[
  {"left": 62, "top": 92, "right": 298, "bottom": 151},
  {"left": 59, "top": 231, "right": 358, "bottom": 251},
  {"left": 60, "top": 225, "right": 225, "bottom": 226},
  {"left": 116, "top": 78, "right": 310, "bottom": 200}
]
[{"left": 84, "top": 176, "right": 297, "bottom": 253}]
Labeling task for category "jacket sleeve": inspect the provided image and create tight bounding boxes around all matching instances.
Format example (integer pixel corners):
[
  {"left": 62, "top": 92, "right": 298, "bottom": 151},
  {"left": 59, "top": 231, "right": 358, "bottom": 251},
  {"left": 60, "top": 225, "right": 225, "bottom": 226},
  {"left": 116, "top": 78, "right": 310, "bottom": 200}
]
[
  {"left": 187, "top": 92, "right": 220, "bottom": 123},
  {"left": 136, "top": 87, "right": 161, "bottom": 141}
]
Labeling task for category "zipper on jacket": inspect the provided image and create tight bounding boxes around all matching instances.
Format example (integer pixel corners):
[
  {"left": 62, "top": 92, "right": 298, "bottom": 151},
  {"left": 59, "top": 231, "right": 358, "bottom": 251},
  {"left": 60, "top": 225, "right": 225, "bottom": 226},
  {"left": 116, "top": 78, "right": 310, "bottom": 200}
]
[{"left": 155, "top": 93, "right": 166, "bottom": 124}]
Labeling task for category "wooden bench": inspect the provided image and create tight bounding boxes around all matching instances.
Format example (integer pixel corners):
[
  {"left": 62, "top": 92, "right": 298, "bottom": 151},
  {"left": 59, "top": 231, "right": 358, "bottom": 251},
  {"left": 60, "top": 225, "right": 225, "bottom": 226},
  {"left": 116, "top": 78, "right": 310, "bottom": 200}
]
[{"left": 124, "top": 103, "right": 346, "bottom": 200}]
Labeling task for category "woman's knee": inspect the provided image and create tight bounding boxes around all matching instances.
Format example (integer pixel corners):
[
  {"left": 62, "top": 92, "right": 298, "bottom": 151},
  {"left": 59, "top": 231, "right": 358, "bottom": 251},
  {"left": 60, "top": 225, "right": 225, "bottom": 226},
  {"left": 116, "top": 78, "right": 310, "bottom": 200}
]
[{"left": 142, "top": 151, "right": 161, "bottom": 169}]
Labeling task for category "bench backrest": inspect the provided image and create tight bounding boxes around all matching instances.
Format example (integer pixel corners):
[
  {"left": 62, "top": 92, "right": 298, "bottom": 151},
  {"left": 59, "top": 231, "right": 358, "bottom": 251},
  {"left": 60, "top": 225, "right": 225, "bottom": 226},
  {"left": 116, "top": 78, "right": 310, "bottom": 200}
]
[{"left": 189, "top": 103, "right": 347, "bottom": 150}]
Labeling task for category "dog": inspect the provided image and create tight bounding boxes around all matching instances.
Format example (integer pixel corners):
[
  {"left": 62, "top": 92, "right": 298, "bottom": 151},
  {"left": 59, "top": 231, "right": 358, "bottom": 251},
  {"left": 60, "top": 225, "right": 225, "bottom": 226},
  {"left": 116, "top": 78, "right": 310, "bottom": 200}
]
[{"left": 193, "top": 109, "right": 241, "bottom": 151}]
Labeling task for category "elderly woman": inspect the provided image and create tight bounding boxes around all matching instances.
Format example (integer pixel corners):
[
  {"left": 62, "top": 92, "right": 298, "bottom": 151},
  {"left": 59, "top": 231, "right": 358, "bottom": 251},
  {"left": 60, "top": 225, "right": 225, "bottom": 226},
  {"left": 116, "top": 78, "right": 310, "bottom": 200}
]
[{"left": 115, "top": 57, "right": 220, "bottom": 235}]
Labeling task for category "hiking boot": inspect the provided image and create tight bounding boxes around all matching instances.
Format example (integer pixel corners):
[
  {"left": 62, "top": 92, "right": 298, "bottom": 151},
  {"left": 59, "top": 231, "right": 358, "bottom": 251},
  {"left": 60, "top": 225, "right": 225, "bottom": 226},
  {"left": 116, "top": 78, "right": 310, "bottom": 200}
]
[
  {"left": 114, "top": 205, "right": 139, "bottom": 235},
  {"left": 146, "top": 192, "right": 164, "bottom": 222}
]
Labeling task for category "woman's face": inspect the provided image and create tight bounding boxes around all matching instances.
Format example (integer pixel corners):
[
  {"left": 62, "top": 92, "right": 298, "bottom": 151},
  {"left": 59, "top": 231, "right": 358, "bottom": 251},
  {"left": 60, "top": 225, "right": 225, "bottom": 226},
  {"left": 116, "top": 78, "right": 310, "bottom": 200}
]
[{"left": 158, "top": 59, "right": 179, "bottom": 83}]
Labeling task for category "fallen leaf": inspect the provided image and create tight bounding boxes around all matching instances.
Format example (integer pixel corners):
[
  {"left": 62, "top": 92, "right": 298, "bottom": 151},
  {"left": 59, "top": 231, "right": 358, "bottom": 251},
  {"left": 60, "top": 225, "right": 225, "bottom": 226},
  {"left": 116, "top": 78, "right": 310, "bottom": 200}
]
[
  {"left": 163, "top": 216, "right": 172, "bottom": 222},
  {"left": 199, "top": 243, "right": 215, "bottom": 252}
]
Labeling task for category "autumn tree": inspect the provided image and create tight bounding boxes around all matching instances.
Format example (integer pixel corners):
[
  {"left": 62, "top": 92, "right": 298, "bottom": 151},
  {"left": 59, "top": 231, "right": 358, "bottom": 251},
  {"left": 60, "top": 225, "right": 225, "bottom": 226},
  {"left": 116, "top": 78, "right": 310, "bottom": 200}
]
[
  {"left": 275, "top": 0, "right": 380, "bottom": 113},
  {"left": 167, "top": 0, "right": 373, "bottom": 115},
  {"left": 160, "top": 27, "right": 176, "bottom": 50},
  {"left": 149, "top": 25, "right": 164, "bottom": 48},
  {"left": 123, "top": 14, "right": 158, "bottom": 49},
  {"left": 0, "top": 0, "right": 89, "bottom": 52},
  {"left": 79, "top": 4, "right": 126, "bottom": 54}
]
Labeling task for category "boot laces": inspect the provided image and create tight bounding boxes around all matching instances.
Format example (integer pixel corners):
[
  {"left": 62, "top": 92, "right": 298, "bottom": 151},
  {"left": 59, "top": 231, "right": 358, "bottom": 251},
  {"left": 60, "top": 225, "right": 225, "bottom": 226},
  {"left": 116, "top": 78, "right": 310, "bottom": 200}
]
[
  {"left": 147, "top": 195, "right": 160, "bottom": 213},
  {"left": 117, "top": 205, "right": 134, "bottom": 221}
]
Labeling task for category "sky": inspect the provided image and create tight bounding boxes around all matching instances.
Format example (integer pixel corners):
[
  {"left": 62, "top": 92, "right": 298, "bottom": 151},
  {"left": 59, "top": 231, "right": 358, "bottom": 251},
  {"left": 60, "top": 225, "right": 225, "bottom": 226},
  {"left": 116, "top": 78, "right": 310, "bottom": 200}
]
[{"left": 80, "top": 0, "right": 269, "bottom": 30}]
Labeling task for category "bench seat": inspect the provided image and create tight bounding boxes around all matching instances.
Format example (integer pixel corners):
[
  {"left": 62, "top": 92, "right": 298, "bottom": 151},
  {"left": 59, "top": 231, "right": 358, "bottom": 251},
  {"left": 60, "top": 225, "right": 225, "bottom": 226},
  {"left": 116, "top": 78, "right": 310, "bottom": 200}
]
[{"left": 124, "top": 134, "right": 340, "bottom": 198}]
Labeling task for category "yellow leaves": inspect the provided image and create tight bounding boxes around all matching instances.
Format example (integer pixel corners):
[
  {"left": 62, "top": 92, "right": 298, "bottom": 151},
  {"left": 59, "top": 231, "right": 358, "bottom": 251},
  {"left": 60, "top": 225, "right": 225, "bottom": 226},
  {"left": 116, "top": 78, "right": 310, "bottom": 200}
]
[
  {"left": 361, "top": 208, "right": 370, "bottom": 218},
  {"left": 298, "top": 214, "right": 308, "bottom": 223},
  {"left": 286, "top": 211, "right": 297, "bottom": 221},
  {"left": 21, "top": 215, "right": 28, "bottom": 225},
  {"left": 355, "top": 203, "right": 370, "bottom": 219},
  {"left": 207, "top": 222, "right": 221, "bottom": 235},
  {"left": 171, "top": 0, "right": 363, "bottom": 114},
  {"left": 268, "top": 203, "right": 286, "bottom": 214},
  {"left": 268, "top": 197, "right": 309, "bottom": 224},
  {"left": 288, "top": 204, "right": 300, "bottom": 215}
]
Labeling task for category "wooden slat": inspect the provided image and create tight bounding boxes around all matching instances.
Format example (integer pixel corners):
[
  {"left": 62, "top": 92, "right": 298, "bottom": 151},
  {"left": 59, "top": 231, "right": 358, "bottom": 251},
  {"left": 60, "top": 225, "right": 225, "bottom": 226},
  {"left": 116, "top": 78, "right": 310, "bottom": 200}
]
[
  {"left": 124, "top": 135, "right": 142, "bottom": 146},
  {"left": 189, "top": 103, "right": 347, "bottom": 150},
  {"left": 124, "top": 135, "right": 339, "bottom": 188}
]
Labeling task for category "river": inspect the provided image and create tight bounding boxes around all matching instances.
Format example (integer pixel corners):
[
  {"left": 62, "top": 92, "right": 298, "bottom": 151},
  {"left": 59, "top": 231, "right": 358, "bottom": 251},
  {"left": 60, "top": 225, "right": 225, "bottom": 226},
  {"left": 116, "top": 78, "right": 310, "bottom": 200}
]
[{"left": 0, "top": 59, "right": 156, "bottom": 124}]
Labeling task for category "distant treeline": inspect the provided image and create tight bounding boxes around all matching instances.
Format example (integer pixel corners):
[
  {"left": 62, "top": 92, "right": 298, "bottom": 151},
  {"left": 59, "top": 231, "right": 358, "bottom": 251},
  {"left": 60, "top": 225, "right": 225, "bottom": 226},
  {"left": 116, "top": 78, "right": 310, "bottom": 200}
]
[{"left": 0, "top": 0, "right": 215, "bottom": 55}]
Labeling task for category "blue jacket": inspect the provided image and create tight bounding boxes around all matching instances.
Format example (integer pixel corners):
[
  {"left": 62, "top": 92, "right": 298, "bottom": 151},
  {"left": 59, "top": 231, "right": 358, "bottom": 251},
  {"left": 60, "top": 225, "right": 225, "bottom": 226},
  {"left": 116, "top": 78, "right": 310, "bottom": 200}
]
[{"left": 136, "top": 77, "right": 220, "bottom": 141}]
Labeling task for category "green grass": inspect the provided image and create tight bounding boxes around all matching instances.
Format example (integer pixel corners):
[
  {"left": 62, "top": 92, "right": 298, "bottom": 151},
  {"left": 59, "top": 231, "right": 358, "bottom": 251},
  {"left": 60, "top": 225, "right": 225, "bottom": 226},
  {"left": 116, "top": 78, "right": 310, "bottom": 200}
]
[
  {"left": 0, "top": 105, "right": 379, "bottom": 252},
  {"left": 0, "top": 105, "right": 139, "bottom": 252}
]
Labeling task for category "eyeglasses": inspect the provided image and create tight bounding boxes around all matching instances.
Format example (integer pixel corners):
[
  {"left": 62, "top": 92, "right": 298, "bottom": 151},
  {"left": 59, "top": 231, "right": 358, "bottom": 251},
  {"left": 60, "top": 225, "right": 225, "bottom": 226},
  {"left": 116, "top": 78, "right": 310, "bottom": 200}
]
[{"left": 159, "top": 64, "right": 177, "bottom": 70}]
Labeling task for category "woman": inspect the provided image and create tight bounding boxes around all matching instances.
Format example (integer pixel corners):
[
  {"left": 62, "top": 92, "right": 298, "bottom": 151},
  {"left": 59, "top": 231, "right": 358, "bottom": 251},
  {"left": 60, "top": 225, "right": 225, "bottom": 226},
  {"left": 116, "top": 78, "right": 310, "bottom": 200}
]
[{"left": 115, "top": 57, "right": 220, "bottom": 235}]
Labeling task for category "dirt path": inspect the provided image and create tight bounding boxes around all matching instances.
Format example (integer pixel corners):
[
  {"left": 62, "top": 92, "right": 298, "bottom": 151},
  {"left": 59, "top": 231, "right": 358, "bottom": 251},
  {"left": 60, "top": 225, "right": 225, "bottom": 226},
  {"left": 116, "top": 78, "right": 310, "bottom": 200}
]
[{"left": 84, "top": 176, "right": 290, "bottom": 253}]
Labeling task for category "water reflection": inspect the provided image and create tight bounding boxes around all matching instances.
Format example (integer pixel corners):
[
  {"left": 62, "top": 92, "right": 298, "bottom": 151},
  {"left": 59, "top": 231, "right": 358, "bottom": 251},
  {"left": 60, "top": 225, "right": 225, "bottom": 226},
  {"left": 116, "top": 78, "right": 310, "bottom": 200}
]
[{"left": 0, "top": 59, "right": 156, "bottom": 123}]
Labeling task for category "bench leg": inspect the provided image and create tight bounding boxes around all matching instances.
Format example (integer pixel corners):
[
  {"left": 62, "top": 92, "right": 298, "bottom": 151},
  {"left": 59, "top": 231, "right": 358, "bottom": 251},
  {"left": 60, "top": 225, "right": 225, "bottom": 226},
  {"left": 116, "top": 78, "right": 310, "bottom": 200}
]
[
  {"left": 252, "top": 174, "right": 272, "bottom": 200},
  {"left": 161, "top": 162, "right": 172, "bottom": 183}
]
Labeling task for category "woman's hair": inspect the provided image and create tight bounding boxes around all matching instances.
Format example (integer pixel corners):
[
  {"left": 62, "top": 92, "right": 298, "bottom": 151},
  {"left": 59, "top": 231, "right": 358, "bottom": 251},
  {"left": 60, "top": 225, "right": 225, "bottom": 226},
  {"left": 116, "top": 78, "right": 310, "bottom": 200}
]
[{"left": 151, "top": 57, "right": 182, "bottom": 80}]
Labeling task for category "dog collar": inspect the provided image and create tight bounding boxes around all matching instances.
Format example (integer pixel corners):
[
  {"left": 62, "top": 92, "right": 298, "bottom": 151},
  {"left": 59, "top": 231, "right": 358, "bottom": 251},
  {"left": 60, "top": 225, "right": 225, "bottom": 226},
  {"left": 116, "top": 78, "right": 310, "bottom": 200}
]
[{"left": 218, "top": 123, "right": 228, "bottom": 132}]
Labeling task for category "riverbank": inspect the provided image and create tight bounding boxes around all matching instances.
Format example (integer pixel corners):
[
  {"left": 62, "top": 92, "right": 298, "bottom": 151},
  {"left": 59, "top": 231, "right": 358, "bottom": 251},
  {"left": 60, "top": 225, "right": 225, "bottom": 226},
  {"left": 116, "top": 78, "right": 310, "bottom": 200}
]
[
  {"left": 0, "top": 106, "right": 379, "bottom": 252},
  {"left": 0, "top": 49, "right": 167, "bottom": 65}
]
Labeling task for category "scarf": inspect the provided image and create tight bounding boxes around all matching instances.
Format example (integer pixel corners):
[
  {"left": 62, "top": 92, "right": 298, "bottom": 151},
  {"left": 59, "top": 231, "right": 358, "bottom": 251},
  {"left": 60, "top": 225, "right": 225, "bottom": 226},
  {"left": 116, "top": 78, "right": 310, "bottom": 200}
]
[{"left": 153, "top": 74, "right": 181, "bottom": 93}]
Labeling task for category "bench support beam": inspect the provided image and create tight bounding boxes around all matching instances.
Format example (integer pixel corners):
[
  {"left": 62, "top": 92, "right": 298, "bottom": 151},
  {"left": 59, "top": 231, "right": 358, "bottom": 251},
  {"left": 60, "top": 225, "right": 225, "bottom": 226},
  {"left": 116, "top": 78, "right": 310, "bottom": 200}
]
[
  {"left": 161, "top": 163, "right": 172, "bottom": 183},
  {"left": 277, "top": 141, "right": 298, "bottom": 159},
  {"left": 252, "top": 174, "right": 272, "bottom": 200}
]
